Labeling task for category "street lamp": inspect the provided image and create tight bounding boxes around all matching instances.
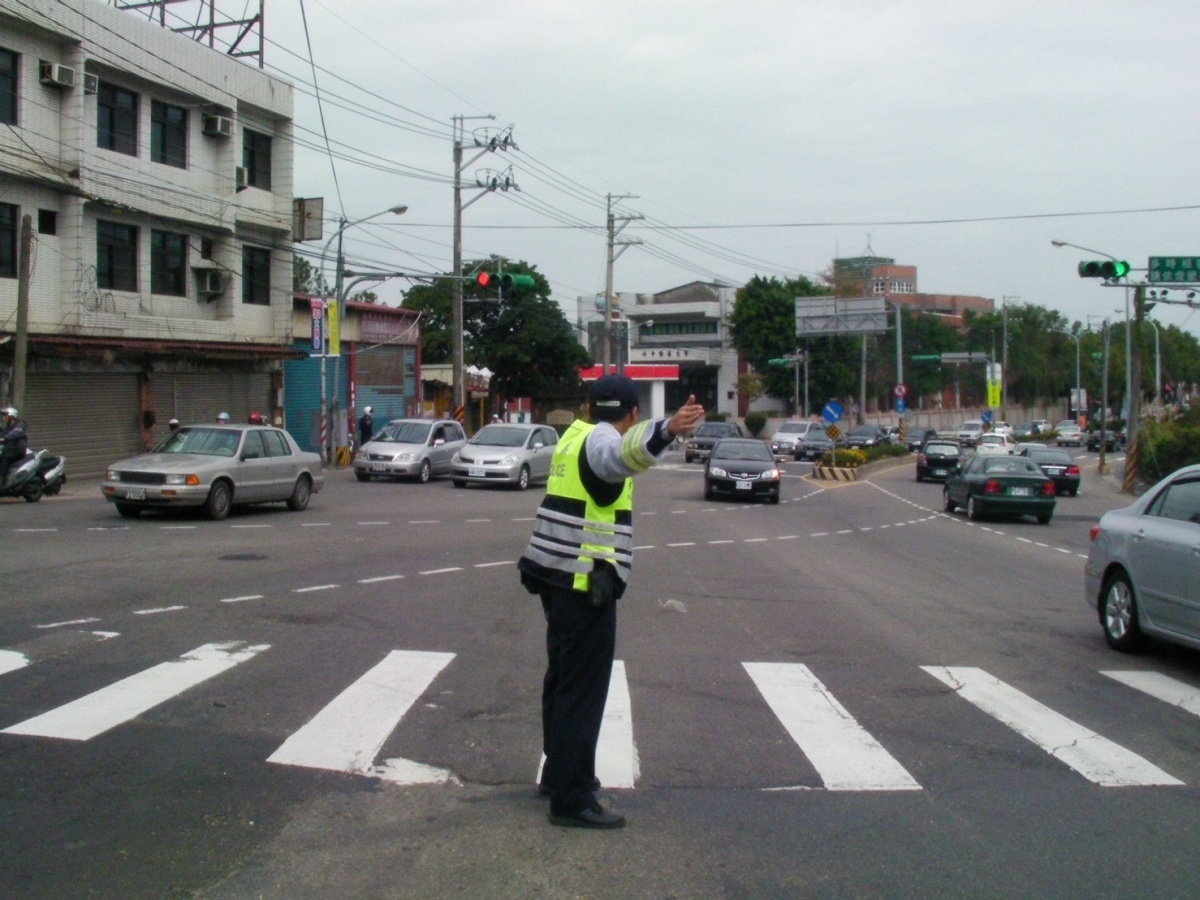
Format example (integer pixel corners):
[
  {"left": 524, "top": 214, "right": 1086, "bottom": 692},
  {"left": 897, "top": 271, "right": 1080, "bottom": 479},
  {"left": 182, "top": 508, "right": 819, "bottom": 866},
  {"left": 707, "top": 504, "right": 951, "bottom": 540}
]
[
  {"left": 317, "top": 204, "right": 408, "bottom": 461},
  {"left": 1055, "top": 329, "right": 1082, "bottom": 423}
]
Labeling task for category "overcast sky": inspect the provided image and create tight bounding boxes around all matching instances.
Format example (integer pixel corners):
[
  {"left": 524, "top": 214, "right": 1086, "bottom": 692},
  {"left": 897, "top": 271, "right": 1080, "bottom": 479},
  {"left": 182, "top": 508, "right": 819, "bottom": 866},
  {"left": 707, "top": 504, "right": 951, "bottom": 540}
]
[{"left": 235, "top": 1, "right": 1200, "bottom": 334}]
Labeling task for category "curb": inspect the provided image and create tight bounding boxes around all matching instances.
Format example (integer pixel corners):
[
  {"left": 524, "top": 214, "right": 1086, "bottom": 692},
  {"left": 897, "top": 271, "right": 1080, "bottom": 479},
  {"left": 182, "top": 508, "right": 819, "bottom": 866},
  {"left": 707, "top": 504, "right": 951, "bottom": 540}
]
[
  {"left": 813, "top": 465, "right": 858, "bottom": 482},
  {"left": 813, "top": 455, "right": 913, "bottom": 483}
]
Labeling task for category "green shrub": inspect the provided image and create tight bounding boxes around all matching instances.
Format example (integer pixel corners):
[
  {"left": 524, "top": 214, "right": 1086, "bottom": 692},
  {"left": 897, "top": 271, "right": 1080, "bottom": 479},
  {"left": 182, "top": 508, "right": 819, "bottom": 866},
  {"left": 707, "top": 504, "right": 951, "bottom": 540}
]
[
  {"left": 706, "top": 411, "right": 727, "bottom": 422},
  {"left": 823, "top": 448, "right": 868, "bottom": 468},
  {"left": 744, "top": 411, "right": 767, "bottom": 436},
  {"left": 1138, "top": 407, "right": 1200, "bottom": 482}
]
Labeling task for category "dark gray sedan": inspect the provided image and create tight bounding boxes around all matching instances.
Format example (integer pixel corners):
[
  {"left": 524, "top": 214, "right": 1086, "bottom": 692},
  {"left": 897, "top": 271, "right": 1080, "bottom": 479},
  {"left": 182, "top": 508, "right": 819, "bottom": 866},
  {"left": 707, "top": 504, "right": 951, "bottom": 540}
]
[
  {"left": 704, "top": 438, "right": 781, "bottom": 504},
  {"left": 102, "top": 425, "right": 324, "bottom": 520}
]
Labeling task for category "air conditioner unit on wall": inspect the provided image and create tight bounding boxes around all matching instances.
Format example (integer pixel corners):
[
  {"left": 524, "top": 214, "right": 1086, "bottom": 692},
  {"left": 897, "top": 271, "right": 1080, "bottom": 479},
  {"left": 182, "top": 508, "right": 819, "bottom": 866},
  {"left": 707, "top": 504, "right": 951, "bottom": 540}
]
[
  {"left": 196, "top": 269, "right": 225, "bottom": 298},
  {"left": 83, "top": 73, "right": 98, "bottom": 95},
  {"left": 235, "top": 166, "right": 248, "bottom": 191},
  {"left": 39, "top": 62, "right": 75, "bottom": 89},
  {"left": 202, "top": 114, "right": 232, "bottom": 138}
]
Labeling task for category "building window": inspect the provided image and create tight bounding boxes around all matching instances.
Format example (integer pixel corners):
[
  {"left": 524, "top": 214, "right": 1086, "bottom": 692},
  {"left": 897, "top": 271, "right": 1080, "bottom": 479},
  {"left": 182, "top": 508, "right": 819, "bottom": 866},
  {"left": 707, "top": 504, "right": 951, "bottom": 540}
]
[
  {"left": 37, "top": 210, "right": 56, "bottom": 235},
  {"left": 242, "top": 245, "right": 271, "bottom": 305},
  {"left": 151, "top": 230, "right": 187, "bottom": 296},
  {"left": 97, "top": 220, "right": 138, "bottom": 291},
  {"left": 0, "top": 48, "right": 16, "bottom": 126},
  {"left": 242, "top": 129, "right": 272, "bottom": 190},
  {"left": 200, "top": 237, "right": 213, "bottom": 259},
  {"left": 150, "top": 100, "right": 187, "bottom": 168},
  {"left": 0, "top": 203, "right": 16, "bottom": 278},
  {"left": 97, "top": 82, "right": 138, "bottom": 156}
]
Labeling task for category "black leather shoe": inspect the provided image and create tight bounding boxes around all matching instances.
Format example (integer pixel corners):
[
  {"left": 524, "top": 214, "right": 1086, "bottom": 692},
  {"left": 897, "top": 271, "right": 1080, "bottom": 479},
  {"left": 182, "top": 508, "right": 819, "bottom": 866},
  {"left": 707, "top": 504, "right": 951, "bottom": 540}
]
[
  {"left": 548, "top": 804, "right": 626, "bottom": 829},
  {"left": 538, "top": 777, "right": 601, "bottom": 797}
]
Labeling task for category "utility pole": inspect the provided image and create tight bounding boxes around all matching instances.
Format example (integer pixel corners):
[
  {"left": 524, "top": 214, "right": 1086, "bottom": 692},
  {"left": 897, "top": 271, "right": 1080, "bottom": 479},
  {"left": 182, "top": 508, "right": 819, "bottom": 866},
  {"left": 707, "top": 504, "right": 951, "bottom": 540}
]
[
  {"left": 603, "top": 194, "right": 641, "bottom": 374},
  {"left": 1099, "top": 319, "right": 1110, "bottom": 475},
  {"left": 1123, "top": 285, "right": 1146, "bottom": 493},
  {"left": 1001, "top": 296, "right": 1018, "bottom": 419},
  {"left": 12, "top": 215, "right": 31, "bottom": 409}
]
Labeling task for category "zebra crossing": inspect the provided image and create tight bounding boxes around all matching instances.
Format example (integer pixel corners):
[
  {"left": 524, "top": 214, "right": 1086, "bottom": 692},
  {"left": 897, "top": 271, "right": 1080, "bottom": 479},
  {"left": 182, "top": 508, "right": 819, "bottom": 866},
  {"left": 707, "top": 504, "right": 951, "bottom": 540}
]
[{"left": 0, "top": 640, "right": 1194, "bottom": 791}]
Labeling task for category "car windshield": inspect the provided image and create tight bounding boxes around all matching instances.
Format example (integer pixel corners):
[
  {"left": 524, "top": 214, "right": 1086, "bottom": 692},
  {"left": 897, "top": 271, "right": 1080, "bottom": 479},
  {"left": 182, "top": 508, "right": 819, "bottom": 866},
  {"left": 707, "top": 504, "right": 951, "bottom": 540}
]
[
  {"left": 777, "top": 423, "right": 806, "bottom": 434},
  {"left": 156, "top": 427, "right": 241, "bottom": 457},
  {"left": 375, "top": 421, "right": 432, "bottom": 444},
  {"left": 806, "top": 432, "right": 831, "bottom": 442},
  {"left": 714, "top": 441, "right": 772, "bottom": 461},
  {"left": 849, "top": 426, "right": 877, "bottom": 436},
  {"left": 697, "top": 424, "right": 732, "bottom": 437},
  {"left": 469, "top": 425, "right": 530, "bottom": 448}
]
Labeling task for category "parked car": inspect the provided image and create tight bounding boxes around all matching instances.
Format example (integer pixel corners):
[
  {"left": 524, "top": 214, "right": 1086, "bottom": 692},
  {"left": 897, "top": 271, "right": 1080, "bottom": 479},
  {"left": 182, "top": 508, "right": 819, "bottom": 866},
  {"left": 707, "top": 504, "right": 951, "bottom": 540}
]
[
  {"left": 769, "top": 421, "right": 821, "bottom": 457},
  {"left": 883, "top": 425, "right": 903, "bottom": 445},
  {"left": 974, "top": 433, "right": 1018, "bottom": 456},
  {"left": 1086, "top": 463, "right": 1200, "bottom": 652},
  {"left": 450, "top": 423, "right": 558, "bottom": 490},
  {"left": 956, "top": 420, "right": 985, "bottom": 447},
  {"left": 1019, "top": 446, "right": 1081, "bottom": 497},
  {"left": 685, "top": 421, "right": 745, "bottom": 463},
  {"left": 1031, "top": 420, "right": 1053, "bottom": 434},
  {"left": 943, "top": 454, "right": 1056, "bottom": 524},
  {"left": 1055, "top": 422, "right": 1084, "bottom": 447},
  {"left": 904, "top": 426, "right": 937, "bottom": 452},
  {"left": 101, "top": 425, "right": 324, "bottom": 520},
  {"left": 1086, "top": 429, "right": 1126, "bottom": 452},
  {"left": 797, "top": 428, "right": 839, "bottom": 461},
  {"left": 845, "top": 424, "right": 886, "bottom": 449},
  {"left": 1013, "top": 422, "right": 1039, "bottom": 439},
  {"left": 990, "top": 421, "right": 1013, "bottom": 436},
  {"left": 353, "top": 418, "right": 467, "bottom": 482},
  {"left": 915, "top": 439, "right": 963, "bottom": 482},
  {"left": 704, "top": 438, "right": 781, "bottom": 504}
]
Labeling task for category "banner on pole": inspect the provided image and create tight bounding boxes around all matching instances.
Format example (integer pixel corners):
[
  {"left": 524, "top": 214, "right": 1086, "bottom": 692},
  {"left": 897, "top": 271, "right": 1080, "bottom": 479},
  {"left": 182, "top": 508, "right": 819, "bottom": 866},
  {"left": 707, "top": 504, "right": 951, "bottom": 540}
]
[{"left": 310, "top": 299, "right": 324, "bottom": 356}]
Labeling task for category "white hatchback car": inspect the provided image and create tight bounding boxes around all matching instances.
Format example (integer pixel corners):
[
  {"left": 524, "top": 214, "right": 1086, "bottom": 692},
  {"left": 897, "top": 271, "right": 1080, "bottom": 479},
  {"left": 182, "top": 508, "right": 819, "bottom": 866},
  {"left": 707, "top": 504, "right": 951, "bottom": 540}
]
[
  {"left": 450, "top": 423, "right": 558, "bottom": 490},
  {"left": 974, "top": 433, "right": 1017, "bottom": 455},
  {"left": 353, "top": 418, "right": 467, "bottom": 483}
]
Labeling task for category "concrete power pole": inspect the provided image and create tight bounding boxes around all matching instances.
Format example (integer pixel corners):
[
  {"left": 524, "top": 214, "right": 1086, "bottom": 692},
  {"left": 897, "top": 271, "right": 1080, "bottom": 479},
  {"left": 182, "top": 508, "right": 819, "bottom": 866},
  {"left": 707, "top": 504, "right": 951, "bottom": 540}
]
[
  {"left": 603, "top": 194, "right": 641, "bottom": 374},
  {"left": 12, "top": 215, "right": 32, "bottom": 409}
]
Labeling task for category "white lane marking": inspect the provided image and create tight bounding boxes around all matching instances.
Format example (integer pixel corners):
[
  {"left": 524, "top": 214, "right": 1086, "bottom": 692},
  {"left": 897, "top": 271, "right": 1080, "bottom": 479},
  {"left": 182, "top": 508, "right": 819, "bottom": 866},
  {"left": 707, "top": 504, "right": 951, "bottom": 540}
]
[
  {"left": 293, "top": 584, "right": 340, "bottom": 593},
  {"left": 666, "top": 542, "right": 696, "bottom": 547},
  {"left": 36, "top": 618, "right": 101, "bottom": 629},
  {"left": 358, "top": 575, "right": 404, "bottom": 584},
  {"left": 302, "top": 522, "right": 333, "bottom": 527},
  {"left": 744, "top": 538, "right": 768, "bottom": 543},
  {"left": 419, "top": 567, "right": 462, "bottom": 576},
  {"left": 14, "top": 528, "right": 57, "bottom": 533},
  {"left": 474, "top": 561, "right": 513, "bottom": 568},
  {"left": 88, "top": 526, "right": 129, "bottom": 532},
  {"left": 836, "top": 529, "right": 854, "bottom": 535},
  {"left": 160, "top": 525, "right": 196, "bottom": 530},
  {"left": 634, "top": 544, "right": 656, "bottom": 550},
  {"left": 357, "top": 521, "right": 390, "bottom": 526},
  {"left": 922, "top": 666, "right": 1182, "bottom": 786},
  {"left": 0, "top": 649, "right": 30, "bottom": 676},
  {"left": 133, "top": 605, "right": 187, "bottom": 615},
  {"left": 465, "top": 518, "right": 491, "bottom": 523},
  {"left": 3, "top": 641, "right": 270, "bottom": 741},
  {"left": 231, "top": 524, "right": 272, "bottom": 529},
  {"left": 809, "top": 532, "right": 829, "bottom": 537},
  {"left": 267, "top": 649, "right": 457, "bottom": 784},
  {"left": 776, "top": 535, "right": 799, "bottom": 540},
  {"left": 512, "top": 517, "right": 536, "bottom": 522},
  {"left": 537, "top": 659, "right": 640, "bottom": 791},
  {"left": 744, "top": 662, "right": 920, "bottom": 792},
  {"left": 408, "top": 520, "right": 440, "bottom": 525},
  {"left": 220, "top": 594, "right": 264, "bottom": 604},
  {"left": 708, "top": 539, "right": 736, "bottom": 545},
  {"left": 1103, "top": 671, "right": 1200, "bottom": 717}
]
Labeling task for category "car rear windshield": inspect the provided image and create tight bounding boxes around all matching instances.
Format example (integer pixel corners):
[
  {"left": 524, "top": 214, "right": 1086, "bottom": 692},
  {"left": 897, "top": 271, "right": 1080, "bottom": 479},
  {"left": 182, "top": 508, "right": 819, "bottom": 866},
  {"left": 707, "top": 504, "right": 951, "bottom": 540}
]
[
  {"left": 982, "top": 457, "right": 1040, "bottom": 475},
  {"left": 376, "top": 421, "right": 432, "bottom": 443},
  {"left": 470, "top": 425, "right": 530, "bottom": 447},
  {"left": 925, "top": 442, "right": 958, "bottom": 454}
]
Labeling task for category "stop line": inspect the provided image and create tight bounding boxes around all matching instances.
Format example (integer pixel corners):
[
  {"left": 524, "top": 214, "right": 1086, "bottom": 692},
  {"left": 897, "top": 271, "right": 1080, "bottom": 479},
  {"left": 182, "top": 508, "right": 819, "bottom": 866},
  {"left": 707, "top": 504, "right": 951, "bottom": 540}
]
[{"left": 0, "top": 643, "right": 1191, "bottom": 791}]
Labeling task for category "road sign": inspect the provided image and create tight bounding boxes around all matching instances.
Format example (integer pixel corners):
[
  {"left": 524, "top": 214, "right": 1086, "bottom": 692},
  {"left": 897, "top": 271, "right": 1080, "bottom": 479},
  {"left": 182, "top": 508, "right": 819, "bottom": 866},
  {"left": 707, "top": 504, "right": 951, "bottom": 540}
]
[
  {"left": 940, "top": 352, "right": 990, "bottom": 363},
  {"left": 822, "top": 400, "right": 843, "bottom": 424},
  {"left": 896, "top": 397, "right": 906, "bottom": 414},
  {"left": 911, "top": 354, "right": 940, "bottom": 362},
  {"left": 825, "top": 424, "right": 841, "bottom": 440},
  {"left": 981, "top": 410, "right": 992, "bottom": 425},
  {"left": 894, "top": 383, "right": 907, "bottom": 398},
  {"left": 1148, "top": 257, "right": 1200, "bottom": 284}
]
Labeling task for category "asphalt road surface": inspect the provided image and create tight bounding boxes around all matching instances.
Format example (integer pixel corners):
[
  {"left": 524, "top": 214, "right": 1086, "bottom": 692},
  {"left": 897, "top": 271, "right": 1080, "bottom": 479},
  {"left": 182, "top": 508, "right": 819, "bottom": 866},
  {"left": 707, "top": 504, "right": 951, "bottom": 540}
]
[{"left": 3, "top": 449, "right": 1199, "bottom": 898}]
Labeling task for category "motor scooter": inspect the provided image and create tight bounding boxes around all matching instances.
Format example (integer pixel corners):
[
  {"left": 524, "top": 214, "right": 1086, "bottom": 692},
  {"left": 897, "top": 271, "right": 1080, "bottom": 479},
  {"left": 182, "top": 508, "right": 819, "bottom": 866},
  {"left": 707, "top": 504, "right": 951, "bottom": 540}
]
[{"left": 0, "top": 449, "right": 67, "bottom": 502}]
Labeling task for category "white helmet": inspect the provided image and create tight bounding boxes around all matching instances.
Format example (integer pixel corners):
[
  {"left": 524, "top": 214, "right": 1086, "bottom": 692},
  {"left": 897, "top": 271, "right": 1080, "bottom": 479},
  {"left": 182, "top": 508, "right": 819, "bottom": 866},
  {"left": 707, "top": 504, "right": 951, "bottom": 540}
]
[
  {"left": 1, "top": 406, "right": 17, "bottom": 418},
  {"left": 217, "top": 411, "right": 231, "bottom": 423},
  {"left": 364, "top": 406, "right": 373, "bottom": 414}
]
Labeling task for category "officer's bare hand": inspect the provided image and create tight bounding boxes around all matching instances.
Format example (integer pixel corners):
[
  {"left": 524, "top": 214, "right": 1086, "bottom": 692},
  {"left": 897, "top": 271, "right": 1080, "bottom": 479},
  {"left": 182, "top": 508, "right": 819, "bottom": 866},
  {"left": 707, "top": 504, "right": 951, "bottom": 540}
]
[{"left": 666, "top": 395, "right": 705, "bottom": 437}]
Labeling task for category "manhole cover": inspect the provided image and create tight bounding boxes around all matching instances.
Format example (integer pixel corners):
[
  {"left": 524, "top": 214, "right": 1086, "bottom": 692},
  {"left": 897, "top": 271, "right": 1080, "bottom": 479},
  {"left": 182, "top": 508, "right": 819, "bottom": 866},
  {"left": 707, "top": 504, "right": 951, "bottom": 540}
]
[{"left": 219, "top": 553, "right": 269, "bottom": 561}]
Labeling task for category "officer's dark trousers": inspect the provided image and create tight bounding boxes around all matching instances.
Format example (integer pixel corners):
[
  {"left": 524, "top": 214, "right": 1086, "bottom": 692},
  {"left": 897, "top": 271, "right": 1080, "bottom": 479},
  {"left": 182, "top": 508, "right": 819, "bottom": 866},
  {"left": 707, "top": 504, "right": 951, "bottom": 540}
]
[{"left": 539, "top": 584, "right": 616, "bottom": 816}]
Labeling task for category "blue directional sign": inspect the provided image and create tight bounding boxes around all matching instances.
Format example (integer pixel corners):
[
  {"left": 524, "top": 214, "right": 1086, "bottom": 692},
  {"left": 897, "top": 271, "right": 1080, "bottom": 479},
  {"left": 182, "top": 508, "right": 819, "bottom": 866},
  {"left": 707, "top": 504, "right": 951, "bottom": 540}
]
[
  {"left": 822, "top": 400, "right": 843, "bottom": 424},
  {"left": 981, "top": 410, "right": 993, "bottom": 425},
  {"left": 895, "top": 397, "right": 906, "bottom": 414}
]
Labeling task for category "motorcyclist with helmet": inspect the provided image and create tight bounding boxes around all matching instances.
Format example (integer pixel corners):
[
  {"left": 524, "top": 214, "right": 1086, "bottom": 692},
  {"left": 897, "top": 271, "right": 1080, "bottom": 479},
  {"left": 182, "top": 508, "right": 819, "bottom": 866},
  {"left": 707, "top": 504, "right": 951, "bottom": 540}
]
[{"left": 1, "top": 406, "right": 29, "bottom": 485}]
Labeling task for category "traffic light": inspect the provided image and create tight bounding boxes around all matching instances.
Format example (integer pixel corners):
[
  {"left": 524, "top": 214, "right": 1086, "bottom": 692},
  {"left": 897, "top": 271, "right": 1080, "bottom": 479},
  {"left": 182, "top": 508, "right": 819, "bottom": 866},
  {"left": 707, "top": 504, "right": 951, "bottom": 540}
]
[
  {"left": 475, "top": 271, "right": 536, "bottom": 296},
  {"left": 1077, "top": 260, "right": 1131, "bottom": 279}
]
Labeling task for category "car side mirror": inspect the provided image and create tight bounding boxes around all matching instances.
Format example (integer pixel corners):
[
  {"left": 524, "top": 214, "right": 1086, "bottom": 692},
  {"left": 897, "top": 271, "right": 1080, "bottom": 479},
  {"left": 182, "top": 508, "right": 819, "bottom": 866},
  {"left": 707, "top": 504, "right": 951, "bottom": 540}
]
[
  {"left": 533, "top": 442, "right": 545, "bottom": 449},
  {"left": 433, "top": 438, "right": 445, "bottom": 447}
]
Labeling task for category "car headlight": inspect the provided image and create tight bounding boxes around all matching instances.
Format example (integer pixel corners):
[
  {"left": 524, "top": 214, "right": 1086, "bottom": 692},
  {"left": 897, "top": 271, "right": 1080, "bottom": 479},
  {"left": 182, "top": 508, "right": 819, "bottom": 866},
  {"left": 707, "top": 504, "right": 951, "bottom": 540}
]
[
  {"left": 164, "top": 473, "right": 189, "bottom": 485},
  {"left": 105, "top": 469, "right": 120, "bottom": 481},
  {"left": 709, "top": 466, "right": 728, "bottom": 478},
  {"left": 500, "top": 454, "right": 518, "bottom": 466},
  {"left": 395, "top": 452, "right": 415, "bottom": 462},
  {"left": 765, "top": 468, "right": 781, "bottom": 480}
]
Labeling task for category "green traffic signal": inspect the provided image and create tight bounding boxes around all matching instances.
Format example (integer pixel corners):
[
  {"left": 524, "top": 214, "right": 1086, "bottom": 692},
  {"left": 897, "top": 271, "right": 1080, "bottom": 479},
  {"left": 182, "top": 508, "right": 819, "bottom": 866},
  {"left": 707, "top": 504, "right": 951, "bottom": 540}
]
[{"left": 1078, "top": 260, "right": 1131, "bottom": 279}]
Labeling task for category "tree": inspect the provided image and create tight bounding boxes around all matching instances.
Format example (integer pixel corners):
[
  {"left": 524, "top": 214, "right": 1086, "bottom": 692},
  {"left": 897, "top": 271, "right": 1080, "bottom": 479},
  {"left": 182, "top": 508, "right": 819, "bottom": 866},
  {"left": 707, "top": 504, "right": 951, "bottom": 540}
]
[
  {"left": 729, "top": 275, "right": 829, "bottom": 406},
  {"left": 293, "top": 256, "right": 330, "bottom": 295}
]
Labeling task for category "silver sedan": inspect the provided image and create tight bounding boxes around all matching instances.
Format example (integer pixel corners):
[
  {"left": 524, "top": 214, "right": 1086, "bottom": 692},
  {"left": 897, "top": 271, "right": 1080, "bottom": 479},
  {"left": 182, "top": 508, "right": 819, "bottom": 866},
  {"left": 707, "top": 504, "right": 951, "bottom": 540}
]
[
  {"left": 102, "top": 425, "right": 324, "bottom": 520},
  {"left": 450, "top": 423, "right": 558, "bottom": 490},
  {"left": 1086, "top": 463, "right": 1200, "bottom": 652}
]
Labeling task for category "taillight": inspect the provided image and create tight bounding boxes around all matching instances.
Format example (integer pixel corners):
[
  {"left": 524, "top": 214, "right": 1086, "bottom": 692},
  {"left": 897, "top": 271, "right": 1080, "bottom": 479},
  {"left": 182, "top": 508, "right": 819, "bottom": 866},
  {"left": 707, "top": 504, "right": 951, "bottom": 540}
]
[
  {"left": 1041, "top": 481, "right": 1056, "bottom": 496},
  {"left": 984, "top": 479, "right": 1003, "bottom": 494},
  {"left": 1066, "top": 465, "right": 1080, "bottom": 476},
  {"left": 1089, "top": 525, "right": 1101, "bottom": 541},
  {"left": 918, "top": 453, "right": 927, "bottom": 465}
]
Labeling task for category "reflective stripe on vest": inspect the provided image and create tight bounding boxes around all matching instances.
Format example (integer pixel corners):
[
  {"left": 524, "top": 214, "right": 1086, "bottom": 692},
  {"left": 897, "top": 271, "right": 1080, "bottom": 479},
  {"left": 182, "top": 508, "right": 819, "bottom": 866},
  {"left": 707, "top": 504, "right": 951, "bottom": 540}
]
[{"left": 522, "top": 419, "right": 634, "bottom": 592}]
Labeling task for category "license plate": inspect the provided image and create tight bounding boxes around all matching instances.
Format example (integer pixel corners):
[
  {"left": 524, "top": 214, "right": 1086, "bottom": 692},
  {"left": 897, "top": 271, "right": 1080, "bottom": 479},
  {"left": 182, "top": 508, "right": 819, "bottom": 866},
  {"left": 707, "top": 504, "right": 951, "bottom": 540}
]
[
  {"left": 124, "top": 487, "right": 146, "bottom": 500},
  {"left": 371, "top": 463, "right": 387, "bottom": 472},
  {"left": 736, "top": 480, "right": 752, "bottom": 490},
  {"left": 468, "top": 467, "right": 485, "bottom": 477},
  {"left": 933, "top": 468, "right": 947, "bottom": 476},
  {"left": 1009, "top": 486, "right": 1032, "bottom": 496}
]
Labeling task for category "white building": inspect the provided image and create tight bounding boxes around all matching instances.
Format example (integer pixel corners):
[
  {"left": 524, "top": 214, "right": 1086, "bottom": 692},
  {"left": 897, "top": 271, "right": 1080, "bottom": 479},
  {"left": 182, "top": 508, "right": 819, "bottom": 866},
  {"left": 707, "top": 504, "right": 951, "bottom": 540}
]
[{"left": 0, "top": 0, "right": 294, "bottom": 474}]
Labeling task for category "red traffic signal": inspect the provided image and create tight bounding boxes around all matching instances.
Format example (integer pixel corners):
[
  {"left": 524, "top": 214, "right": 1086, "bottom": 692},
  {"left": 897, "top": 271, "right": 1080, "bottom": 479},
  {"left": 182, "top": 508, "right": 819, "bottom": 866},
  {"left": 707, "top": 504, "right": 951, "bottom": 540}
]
[{"left": 476, "top": 272, "right": 493, "bottom": 288}]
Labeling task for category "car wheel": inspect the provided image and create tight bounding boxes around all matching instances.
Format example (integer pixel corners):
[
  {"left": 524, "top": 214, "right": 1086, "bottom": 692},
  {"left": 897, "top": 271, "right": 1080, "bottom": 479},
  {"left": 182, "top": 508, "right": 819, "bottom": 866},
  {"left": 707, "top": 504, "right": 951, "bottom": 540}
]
[
  {"left": 355, "top": 471, "right": 371, "bottom": 483},
  {"left": 286, "top": 475, "right": 312, "bottom": 511},
  {"left": 966, "top": 495, "right": 981, "bottom": 521},
  {"left": 417, "top": 459, "right": 431, "bottom": 483},
  {"left": 516, "top": 465, "right": 531, "bottom": 491},
  {"left": 685, "top": 453, "right": 694, "bottom": 463},
  {"left": 943, "top": 489, "right": 955, "bottom": 513},
  {"left": 704, "top": 483, "right": 715, "bottom": 500},
  {"left": 115, "top": 502, "right": 141, "bottom": 518},
  {"left": 1101, "top": 570, "right": 1147, "bottom": 652},
  {"left": 1036, "top": 512, "right": 1052, "bottom": 524},
  {"left": 916, "top": 472, "right": 924, "bottom": 483},
  {"left": 205, "top": 480, "right": 233, "bottom": 521},
  {"left": 769, "top": 490, "right": 780, "bottom": 505},
  {"left": 22, "top": 479, "right": 44, "bottom": 502},
  {"left": 452, "top": 479, "right": 466, "bottom": 489}
]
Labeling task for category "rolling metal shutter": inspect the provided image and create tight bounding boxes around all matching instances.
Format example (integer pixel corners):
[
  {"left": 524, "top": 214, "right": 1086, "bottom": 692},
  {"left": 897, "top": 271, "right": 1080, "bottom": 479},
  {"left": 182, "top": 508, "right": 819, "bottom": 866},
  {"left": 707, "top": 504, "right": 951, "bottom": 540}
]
[
  {"left": 355, "top": 344, "right": 417, "bottom": 424},
  {"left": 22, "top": 373, "right": 141, "bottom": 478},
  {"left": 148, "top": 370, "right": 273, "bottom": 445},
  {"left": 284, "top": 342, "right": 347, "bottom": 452}
]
